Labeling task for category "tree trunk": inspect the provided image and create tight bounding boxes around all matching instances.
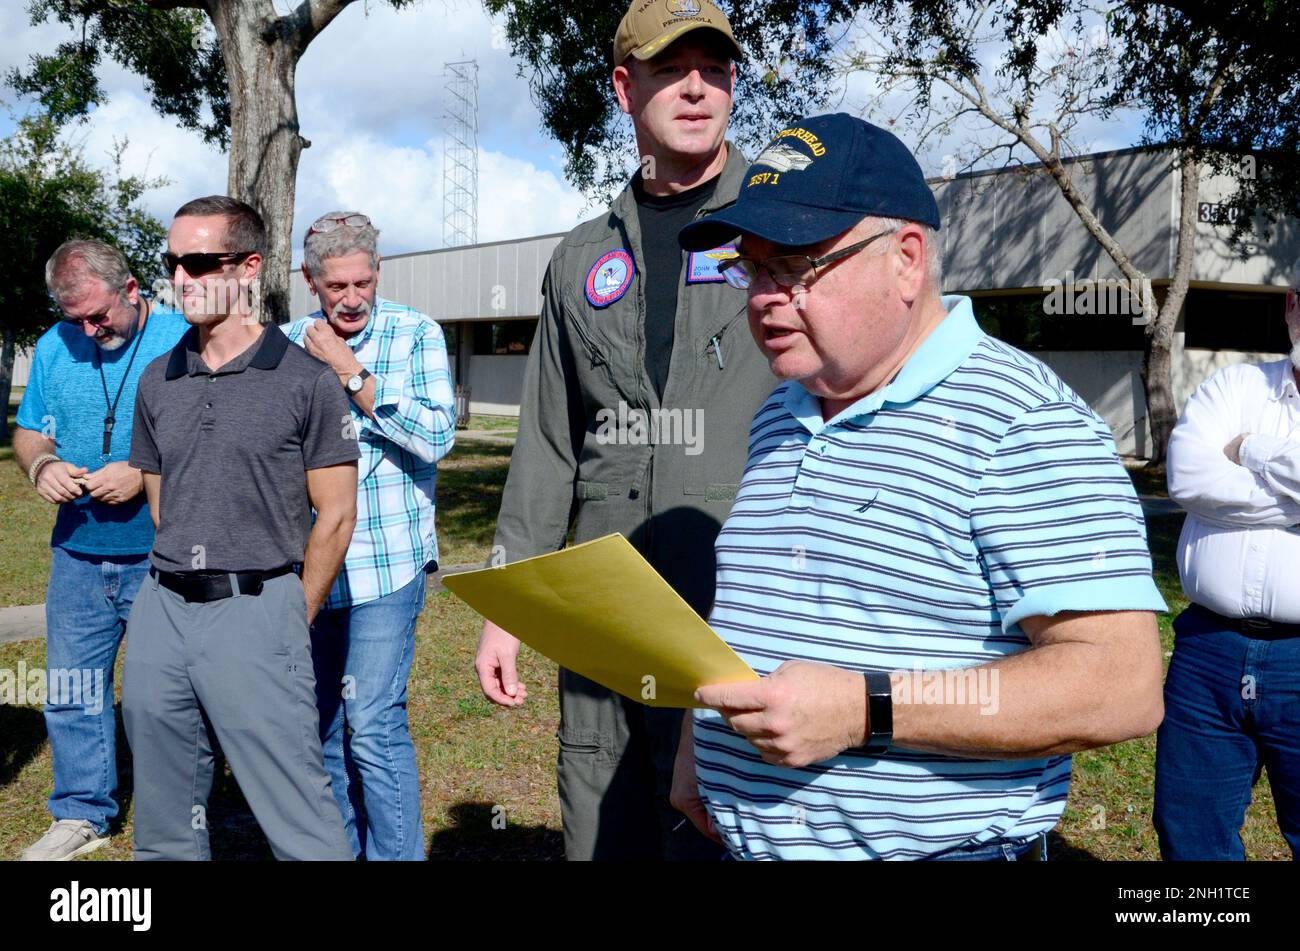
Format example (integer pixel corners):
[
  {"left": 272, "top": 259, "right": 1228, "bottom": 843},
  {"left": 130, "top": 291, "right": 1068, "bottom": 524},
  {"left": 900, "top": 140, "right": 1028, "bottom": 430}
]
[
  {"left": 1144, "top": 148, "right": 1202, "bottom": 467},
  {"left": 0, "top": 324, "right": 15, "bottom": 444},
  {"left": 1141, "top": 317, "right": 1177, "bottom": 466},
  {"left": 210, "top": 0, "right": 306, "bottom": 325}
]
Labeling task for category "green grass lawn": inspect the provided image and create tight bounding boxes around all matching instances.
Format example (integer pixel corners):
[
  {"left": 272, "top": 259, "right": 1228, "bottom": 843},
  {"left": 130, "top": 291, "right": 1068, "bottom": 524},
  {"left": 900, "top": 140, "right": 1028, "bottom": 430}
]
[
  {"left": 2, "top": 390, "right": 57, "bottom": 606},
  {"left": 0, "top": 422, "right": 1290, "bottom": 859},
  {"left": 464, "top": 414, "right": 519, "bottom": 435}
]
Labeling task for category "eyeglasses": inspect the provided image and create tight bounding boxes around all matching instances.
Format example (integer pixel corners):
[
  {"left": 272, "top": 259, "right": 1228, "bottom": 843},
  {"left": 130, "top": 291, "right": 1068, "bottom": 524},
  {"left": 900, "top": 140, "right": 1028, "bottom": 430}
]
[
  {"left": 307, "top": 213, "right": 371, "bottom": 237},
  {"left": 716, "top": 229, "right": 897, "bottom": 290},
  {"left": 61, "top": 309, "right": 114, "bottom": 328},
  {"left": 162, "top": 251, "right": 254, "bottom": 277}
]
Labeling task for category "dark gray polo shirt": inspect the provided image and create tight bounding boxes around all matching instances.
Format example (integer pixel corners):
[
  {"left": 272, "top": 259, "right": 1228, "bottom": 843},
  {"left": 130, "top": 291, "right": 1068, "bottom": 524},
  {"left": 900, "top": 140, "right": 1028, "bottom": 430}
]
[{"left": 130, "top": 323, "right": 360, "bottom": 573}]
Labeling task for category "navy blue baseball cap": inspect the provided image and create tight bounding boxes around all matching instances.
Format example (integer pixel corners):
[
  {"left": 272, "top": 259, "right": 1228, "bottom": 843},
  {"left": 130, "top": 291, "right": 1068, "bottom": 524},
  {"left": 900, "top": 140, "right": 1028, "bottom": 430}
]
[{"left": 679, "top": 112, "right": 940, "bottom": 251}]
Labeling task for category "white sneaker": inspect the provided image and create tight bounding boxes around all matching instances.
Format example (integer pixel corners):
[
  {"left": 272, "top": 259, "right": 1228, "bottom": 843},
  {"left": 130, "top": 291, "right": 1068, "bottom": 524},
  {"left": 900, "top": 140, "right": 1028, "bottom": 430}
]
[{"left": 19, "top": 820, "right": 110, "bottom": 861}]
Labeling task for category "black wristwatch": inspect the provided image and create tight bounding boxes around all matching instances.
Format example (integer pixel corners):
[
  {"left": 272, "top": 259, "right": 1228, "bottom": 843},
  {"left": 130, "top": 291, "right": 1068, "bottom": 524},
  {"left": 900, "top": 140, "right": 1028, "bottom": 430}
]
[
  {"left": 861, "top": 670, "right": 894, "bottom": 754},
  {"left": 345, "top": 367, "right": 372, "bottom": 394}
]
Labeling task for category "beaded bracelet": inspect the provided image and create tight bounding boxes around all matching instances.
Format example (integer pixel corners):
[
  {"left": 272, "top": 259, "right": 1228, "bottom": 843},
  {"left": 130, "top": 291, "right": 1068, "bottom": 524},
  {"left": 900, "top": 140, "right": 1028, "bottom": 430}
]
[{"left": 28, "top": 452, "right": 61, "bottom": 487}]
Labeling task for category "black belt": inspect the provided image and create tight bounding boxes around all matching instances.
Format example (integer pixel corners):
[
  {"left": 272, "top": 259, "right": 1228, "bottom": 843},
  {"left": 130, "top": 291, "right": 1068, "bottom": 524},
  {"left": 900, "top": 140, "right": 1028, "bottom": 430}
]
[
  {"left": 151, "top": 564, "right": 296, "bottom": 603},
  {"left": 1196, "top": 604, "right": 1300, "bottom": 640}
]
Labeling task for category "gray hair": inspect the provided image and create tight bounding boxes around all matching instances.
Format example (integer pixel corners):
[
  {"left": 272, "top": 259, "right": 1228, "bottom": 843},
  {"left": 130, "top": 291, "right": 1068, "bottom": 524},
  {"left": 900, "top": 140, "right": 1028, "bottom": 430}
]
[
  {"left": 1291, "top": 254, "right": 1300, "bottom": 292},
  {"left": 303, "top": 211, "right": 381, "bottom": 276},
  {"left": 871, "top": 216, "right": 944, "bottom": 291},
  {"left": 45, "top": 239, "right": 132, "bottom": 303}
]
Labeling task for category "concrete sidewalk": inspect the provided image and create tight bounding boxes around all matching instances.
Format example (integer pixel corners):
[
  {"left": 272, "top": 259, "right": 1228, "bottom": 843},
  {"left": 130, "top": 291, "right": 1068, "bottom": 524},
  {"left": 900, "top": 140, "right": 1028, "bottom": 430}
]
[
  {"left": 0, "top": 604, "right": 45, "bottom": 645},
  {"left": 0, "top": 561, "right": 486, "bottom": 645}
]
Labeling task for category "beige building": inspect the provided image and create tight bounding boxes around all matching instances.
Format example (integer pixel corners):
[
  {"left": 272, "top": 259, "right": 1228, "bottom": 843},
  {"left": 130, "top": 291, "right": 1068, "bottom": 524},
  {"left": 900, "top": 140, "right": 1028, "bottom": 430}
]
[{"left": 277, "top": 146, "right": 1300, "bottom": 459}]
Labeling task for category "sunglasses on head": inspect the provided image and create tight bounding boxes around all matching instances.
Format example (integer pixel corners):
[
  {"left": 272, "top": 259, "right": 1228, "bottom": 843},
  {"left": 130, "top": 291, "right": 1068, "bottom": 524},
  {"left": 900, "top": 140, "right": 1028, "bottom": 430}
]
[
  {"left": 162, "top": 251, "right": 254, "bottom": 277},
  {"left": 307, "top": 213, "right": 371, "bottom": 237}
]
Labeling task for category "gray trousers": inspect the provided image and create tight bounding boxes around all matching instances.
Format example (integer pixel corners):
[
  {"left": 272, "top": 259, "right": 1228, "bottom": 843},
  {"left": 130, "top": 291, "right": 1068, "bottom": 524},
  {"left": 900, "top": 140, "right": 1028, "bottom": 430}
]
[
  {"left": 557, "top": 667, "right": 723, "bottom": 861},
  {"left": 122, "top": 570, "right": 353, "bottom": 860}
]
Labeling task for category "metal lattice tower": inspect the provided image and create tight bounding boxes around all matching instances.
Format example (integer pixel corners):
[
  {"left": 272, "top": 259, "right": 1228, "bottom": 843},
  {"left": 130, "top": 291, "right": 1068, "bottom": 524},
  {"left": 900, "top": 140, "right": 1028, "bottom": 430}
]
[{"left": 442, "top": 60, "right": 479, "bottom": 248}]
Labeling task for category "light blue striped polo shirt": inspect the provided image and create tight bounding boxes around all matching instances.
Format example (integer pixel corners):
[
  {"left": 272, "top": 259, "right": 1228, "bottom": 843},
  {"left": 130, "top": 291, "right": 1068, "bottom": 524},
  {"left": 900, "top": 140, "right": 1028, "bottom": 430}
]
[{"left": 694, "top": 294, "right": 1166, "bottom": 860}]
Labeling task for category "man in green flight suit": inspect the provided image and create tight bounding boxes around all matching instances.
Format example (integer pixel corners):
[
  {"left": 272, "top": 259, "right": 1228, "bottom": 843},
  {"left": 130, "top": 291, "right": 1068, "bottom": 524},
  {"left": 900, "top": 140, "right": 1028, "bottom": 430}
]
[{"left": 473, "top": 0, "right": 777, "bottom": 860}]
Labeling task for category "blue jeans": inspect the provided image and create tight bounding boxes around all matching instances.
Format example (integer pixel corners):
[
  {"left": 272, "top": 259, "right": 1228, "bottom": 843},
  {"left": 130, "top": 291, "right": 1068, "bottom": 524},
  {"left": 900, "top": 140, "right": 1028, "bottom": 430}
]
[
  {"left": 1154, "top": 605, "right": 1300, "bottom": 860},
  {"left": 44, "top": 546, "right": 149, "bottom": 835},
  {"left": 720, "top": 833, "right": 1046, "bottom": 861},
  {"left": 311, "top": 573, "right": 426, "bottom": 860},
  {"left": 929, "top": 833, "right": 1047, "bottom": 861}
]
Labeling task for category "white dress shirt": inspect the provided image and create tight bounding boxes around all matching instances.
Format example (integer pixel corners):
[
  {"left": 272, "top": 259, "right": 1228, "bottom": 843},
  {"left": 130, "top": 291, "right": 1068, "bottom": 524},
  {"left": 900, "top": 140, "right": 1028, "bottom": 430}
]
[{"left": 1167, "top": 357, "right": 1300, "bottom": 621}]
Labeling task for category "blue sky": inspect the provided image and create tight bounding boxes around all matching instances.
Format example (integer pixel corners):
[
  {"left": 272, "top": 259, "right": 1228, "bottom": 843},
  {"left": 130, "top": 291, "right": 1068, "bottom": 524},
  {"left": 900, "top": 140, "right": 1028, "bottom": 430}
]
[{"left": 1, "top": 1, "right": 1147, "bottom": 261}]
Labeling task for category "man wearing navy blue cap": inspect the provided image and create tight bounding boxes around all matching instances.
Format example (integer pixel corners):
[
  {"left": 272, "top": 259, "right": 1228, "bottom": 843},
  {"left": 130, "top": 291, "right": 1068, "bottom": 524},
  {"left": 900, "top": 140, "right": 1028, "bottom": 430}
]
[{"left": 671, "top": 112, "right": 1168, "bottom": 860}]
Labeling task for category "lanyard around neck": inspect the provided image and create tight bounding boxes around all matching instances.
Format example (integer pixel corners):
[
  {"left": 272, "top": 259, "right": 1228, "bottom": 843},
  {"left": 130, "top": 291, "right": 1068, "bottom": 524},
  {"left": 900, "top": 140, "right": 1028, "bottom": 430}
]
[{"left": 92, "top": 301, "right": 150, "bottom": 457}]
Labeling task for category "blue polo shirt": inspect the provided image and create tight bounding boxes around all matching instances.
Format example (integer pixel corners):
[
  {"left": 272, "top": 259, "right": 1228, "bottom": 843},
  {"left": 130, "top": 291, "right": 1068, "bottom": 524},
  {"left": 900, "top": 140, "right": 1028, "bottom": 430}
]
[
  {"left": 694, "top": 295, "right": 1166, "bottom": 860},
  {"left": 16, "top": 304, "right": 190, "bottom": 556}
]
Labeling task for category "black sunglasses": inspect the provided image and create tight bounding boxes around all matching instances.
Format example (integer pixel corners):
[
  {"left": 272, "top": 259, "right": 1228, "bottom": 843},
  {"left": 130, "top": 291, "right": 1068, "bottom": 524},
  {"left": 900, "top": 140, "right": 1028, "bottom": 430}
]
[{"left": 162, "top": 251, "right": 254, "bottom": 277}]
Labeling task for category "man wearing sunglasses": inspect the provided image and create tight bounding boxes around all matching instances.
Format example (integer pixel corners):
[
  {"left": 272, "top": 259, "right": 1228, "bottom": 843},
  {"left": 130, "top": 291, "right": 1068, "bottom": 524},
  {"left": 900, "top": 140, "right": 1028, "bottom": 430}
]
[
  {"left": 672, "top": 113, "right": 1167, "bottom": 860},
  {"left": 473, "top": 0, "right": 776, "bottom": 861},
  {"left": 13, "top": 240, "right": 188, "bottom": 860},
  {"left": 122, "top": 195, "right": 360, "bottom": 860},
  {"left": 284, "top": 211, "right": 456, "bottom": 861}
]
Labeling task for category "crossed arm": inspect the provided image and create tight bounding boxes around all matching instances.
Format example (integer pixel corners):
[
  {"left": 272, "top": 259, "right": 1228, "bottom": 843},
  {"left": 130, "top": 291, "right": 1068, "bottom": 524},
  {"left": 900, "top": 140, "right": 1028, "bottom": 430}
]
[{"left": 1167, "top": 368, "right": 1300, "bottom": 526}]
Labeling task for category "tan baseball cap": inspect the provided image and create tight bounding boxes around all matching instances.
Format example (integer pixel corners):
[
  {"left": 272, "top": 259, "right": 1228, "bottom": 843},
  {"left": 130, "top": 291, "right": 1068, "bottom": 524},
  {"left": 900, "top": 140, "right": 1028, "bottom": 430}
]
[{"left": 612, "top": 0, "right": 743, "bottom": 66}]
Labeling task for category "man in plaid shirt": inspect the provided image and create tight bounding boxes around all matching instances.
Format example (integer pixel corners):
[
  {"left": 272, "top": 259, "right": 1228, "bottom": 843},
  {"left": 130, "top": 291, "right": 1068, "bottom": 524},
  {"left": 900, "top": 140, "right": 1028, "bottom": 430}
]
[{"left": 286, "top": 211, "right": 456, "bottom": 860}]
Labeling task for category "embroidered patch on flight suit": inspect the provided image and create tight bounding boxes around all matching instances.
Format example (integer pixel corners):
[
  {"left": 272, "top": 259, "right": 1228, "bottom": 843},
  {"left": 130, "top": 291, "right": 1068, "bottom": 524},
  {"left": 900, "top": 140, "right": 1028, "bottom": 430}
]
[
  {"left": 686, "top": 243, "right": 738, "bottom": 284},
  {"left": 585, "top": 250, "right": 635, "bottom": 307}
]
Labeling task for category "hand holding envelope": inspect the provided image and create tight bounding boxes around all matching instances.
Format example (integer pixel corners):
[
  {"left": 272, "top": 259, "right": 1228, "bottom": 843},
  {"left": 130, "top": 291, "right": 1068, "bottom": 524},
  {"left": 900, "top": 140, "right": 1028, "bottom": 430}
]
[{"left": 444, "top": 534, "right": 757, "bottom": 708}]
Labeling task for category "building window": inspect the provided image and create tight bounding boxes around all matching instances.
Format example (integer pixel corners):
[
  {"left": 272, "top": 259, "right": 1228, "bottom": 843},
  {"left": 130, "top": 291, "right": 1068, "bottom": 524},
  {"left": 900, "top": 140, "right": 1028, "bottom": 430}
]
[
  {"left": 472, "top": 320, "right": 536, "bottom": 355},
  {"left": 971, "top": 291, "right": 1147, "bottom": 351},
  {"left": 1183, "top": 289, "right": 1287, "bottom": 352}
]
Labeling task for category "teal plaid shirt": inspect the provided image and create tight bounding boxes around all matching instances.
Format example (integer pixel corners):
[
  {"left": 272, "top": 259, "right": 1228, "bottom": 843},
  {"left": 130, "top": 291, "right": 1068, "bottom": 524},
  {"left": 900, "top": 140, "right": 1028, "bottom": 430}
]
[{"left": 286, "top": 298, "right": 456, "bottom": 608}]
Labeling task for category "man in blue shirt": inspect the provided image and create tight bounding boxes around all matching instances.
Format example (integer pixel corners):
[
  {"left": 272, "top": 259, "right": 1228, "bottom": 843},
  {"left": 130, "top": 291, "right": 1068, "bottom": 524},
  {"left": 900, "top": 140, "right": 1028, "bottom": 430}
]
[
  {"left": 13, "top": 239, "right": 188, "bottom": 860},
  {"left": 285, "top": 211, "right": 456, "bottom": 860},
  {"left": 672, "top": 114, "right": 1167, "bottom": 860}
]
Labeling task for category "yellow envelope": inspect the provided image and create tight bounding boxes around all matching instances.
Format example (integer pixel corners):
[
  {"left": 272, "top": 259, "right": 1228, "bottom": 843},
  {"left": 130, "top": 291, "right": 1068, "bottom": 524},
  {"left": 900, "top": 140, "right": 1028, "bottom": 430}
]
[{"left": 443, "top": 534, "right": 757, "bottom": 708}]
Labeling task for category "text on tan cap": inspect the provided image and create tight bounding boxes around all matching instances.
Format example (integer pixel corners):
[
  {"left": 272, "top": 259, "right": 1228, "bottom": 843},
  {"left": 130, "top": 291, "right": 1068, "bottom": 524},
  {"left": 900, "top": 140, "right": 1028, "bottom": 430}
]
[{"left": 612, "top": 0, "right": 744, "bottom": 66}]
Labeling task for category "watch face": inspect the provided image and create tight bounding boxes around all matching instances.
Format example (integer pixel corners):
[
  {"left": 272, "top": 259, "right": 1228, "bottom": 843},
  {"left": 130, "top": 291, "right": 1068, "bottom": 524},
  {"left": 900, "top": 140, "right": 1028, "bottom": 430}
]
[{"left": 347, "top": 375, "right": 362, "bottom": 393}]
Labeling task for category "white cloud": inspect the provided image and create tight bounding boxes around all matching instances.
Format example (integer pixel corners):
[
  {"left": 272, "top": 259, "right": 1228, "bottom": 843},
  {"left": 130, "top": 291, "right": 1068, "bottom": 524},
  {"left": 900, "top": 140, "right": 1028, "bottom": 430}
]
[
  {"left": 293, "top": 130, "right": 589, "bottom": 262},
  {"left": 5, "top": 0, "right": 590, "bottom": 261},
  {"left": 57, "top": 94, "right": 228, "bottom": 223}
]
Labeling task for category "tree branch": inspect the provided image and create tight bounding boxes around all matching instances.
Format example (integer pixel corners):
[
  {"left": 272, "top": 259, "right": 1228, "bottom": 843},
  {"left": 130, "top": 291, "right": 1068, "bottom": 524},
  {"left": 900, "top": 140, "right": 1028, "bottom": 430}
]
[
  {"left": 935, "top": 67, "right": 1148, "bottom": 292},
  {"left": 286, "top": 0, "right": 357, "bottom": 55}
]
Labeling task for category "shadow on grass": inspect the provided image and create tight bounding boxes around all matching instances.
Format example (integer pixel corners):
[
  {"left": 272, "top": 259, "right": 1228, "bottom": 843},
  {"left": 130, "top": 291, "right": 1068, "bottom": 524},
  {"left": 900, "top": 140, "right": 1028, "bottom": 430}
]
[
  {"left": 1127, "top": 463, "right": 1168, "bottom": 499},
  {"left": 427, "top": 802, "right": 563, "bottom": 861},
  {"left": 206, "top": 759, "right": 275, "bottom": 861},
  {"left": 0, "top": 704, "right": 46, "bottom": 788},
  {"left": 1045, "top": 831, "right": 1102, "bottom": 862}
]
